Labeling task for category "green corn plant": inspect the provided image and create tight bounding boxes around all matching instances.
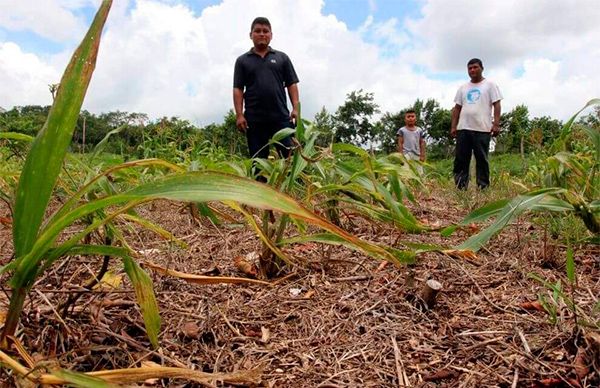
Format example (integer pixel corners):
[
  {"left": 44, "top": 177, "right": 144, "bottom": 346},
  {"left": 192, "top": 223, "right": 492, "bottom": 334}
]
[
  {"left": 442, "top": 99, "right": 600, "bottom": 251},
  {"left": 2, "top": 0, "right": 115, "bottom": 348},
  {"left": 236, "top": 112, "right": 458, "bottom": 277}
]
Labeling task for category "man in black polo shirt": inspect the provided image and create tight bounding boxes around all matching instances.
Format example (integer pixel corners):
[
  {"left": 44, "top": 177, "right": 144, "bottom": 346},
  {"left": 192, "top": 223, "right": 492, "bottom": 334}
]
[{"left": 233, "top": 17, "right": 299, "bottom": 160}]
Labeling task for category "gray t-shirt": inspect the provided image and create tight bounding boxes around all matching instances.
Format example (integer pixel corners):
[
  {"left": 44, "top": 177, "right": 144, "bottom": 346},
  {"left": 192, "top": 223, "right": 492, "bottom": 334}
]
[{"left": 396, "top": 126, "right": 424, "bottom": 157}]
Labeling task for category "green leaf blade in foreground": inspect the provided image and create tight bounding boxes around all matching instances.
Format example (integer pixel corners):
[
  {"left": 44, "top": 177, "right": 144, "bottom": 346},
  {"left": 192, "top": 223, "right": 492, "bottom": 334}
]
[
  {"left": 12, "top": 0, "right": 112, "bottom": 259},
  {"left": 24, "top": 172, "right": 405, "bottom": 276},
  {"left": 123, "top": 255, "right": 161, "bottom": 348}
]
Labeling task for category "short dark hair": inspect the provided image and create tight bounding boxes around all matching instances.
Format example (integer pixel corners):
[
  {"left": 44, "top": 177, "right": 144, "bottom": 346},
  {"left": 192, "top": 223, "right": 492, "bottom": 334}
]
[
  {"left": 467, "top": 58, "right": 483, "bottom": 69},
  {"left": 405, "top": 109, "right": 416, "bottom": 115},
  {"left": 251, "top": 17, "right": 271, "bottom": 31}
]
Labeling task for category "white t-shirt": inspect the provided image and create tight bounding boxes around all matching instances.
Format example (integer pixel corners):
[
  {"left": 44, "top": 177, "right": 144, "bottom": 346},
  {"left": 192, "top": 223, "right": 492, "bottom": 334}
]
[{"left": 454, "top": 79, "right": 502, "bottom": 132}]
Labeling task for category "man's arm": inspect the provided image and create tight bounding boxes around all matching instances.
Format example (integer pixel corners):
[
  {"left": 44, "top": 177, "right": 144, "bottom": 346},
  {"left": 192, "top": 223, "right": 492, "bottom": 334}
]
[
  {"left": 491, "top": 100, "right": 501, "bottom": 137},
  {"left": 233, "top": 87, "right": 247, "bottom": 132},
  {"left": 450, "top": 104, "right": 462, "bottom": 138},
  {"left": 287, "top": 83, "right": 299, "bottom": 123}
]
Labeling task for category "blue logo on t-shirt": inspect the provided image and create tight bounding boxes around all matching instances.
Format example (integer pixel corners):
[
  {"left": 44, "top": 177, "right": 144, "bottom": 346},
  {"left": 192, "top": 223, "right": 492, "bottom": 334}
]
[{"left": 466, "top": 88, "right": 481, "bottom": 104}]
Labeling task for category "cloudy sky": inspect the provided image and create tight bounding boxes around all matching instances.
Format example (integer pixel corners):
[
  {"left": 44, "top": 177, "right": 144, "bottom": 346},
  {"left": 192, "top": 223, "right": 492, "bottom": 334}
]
[{"left": 1, "top": 0, "right": 599, "bottom": 125}]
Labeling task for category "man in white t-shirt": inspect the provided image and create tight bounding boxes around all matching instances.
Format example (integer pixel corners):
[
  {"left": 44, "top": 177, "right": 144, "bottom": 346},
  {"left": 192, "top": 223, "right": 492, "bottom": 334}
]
[{"left": 451, "top": 58, "right": 502, "bottom": 190}]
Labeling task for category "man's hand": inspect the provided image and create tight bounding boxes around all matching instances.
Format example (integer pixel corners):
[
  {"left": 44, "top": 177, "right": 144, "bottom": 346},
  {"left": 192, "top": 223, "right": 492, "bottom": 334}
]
[
  {"left": 491, "top": 124, "right": 500, "bottom": 137},
  {"left": 236, "top": 114, "right": 248, "bottom": 133},
  {"left": 450, "top": 127, "right": 457, "bottom": 138},
  {"left": 290, "top": 108, "right": 299, "bottom": 125}
]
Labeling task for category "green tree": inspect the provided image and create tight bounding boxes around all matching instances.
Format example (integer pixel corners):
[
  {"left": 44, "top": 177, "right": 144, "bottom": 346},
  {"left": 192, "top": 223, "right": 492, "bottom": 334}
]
[
  {"left": 333, "top": 89, "right": 380, "bottom": 146},
  {"left": 201, "top": 110, "right": 248, "bottom": 156},
  {"left": 529, "top": 116, "right": 562, "bottom": 150},
  {"left": 312, "top": 106, "right": 335, "bottom": 147},
  {"left": 374, "top": 112, "right": 403, "bottom": 153},
  {"left": 497, "top": 104, "right": 530, "bottom": 156},
  {"left": 0, "top": 106, "right": 50, "bottom": 136}
]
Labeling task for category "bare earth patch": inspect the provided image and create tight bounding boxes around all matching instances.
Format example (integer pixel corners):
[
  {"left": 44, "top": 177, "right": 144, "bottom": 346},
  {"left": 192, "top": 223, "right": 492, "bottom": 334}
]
[{"left": 0, "top": 188, "right": 598, "bottom": 387}]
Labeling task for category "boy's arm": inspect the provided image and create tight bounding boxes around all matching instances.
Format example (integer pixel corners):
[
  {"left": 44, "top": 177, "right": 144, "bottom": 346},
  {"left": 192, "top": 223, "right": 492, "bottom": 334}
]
[
  {"left": 397, "top": 134, "right": 404, "bottom": 153},
  {"left": 419, "top": 137, "right": 426, "bottom": 162}
]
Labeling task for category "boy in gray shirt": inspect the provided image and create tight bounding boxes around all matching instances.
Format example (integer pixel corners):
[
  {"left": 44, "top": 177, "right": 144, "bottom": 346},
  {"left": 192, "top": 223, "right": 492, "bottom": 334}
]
[{"left": 397, "top": 110, "right": 426, "bottom": 173}]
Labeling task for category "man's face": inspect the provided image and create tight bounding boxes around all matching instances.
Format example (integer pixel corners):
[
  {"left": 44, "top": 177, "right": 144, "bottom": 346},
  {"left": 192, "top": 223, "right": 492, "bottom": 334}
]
[
  {"left": 250, "top": 23, "right": 272, "bottom": 49},
  {"left": 405, "top": 112, "right": 417, "bottom": 126},
  {"left": 468, "top": 63, "right": 483, "bottom": 81}
]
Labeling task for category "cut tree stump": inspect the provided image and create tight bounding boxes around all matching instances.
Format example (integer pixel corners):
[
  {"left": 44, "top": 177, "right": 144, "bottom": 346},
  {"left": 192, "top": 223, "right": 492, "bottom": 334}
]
[{"left": 420, "top": 279, "right": 443, "bottom": 309}]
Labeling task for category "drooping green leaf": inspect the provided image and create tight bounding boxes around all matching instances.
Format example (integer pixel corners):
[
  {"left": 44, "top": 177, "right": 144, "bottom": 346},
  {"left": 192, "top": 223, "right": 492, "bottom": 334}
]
[
  {"left": 0, "top": 132, "right": 34, "bottom": 142},
  {"left": 123, "top": 255, "right": 160, "bottom": 348},
  {"left": 458, "top": 188, "right": 565, "bottom": 251},
  {"left": 270, "top": 127, "right": 296, "bottom": 143},
  {"left": 441, "top": 198, "right": 511, "bottom": 237}
]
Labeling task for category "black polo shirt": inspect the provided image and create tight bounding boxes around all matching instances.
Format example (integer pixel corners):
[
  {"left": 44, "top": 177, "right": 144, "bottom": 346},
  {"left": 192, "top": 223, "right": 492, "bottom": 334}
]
[{"left": 233, "top": 47, "right": 299, "bottom": 123}]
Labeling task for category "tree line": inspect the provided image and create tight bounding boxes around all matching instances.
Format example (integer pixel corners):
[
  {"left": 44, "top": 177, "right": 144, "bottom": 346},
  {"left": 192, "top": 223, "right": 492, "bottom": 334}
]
[{"left": 2, "top": 91, "right": 595, "bottom": 161}]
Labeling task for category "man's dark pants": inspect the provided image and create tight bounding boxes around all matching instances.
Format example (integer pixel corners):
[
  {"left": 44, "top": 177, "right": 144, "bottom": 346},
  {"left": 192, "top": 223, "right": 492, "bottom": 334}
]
[
  {"left": 246, "top": 121, "right": 295, "bottom": 180},
  {"left": 453, "top": 130, "right": 491, "bottom": 190}
]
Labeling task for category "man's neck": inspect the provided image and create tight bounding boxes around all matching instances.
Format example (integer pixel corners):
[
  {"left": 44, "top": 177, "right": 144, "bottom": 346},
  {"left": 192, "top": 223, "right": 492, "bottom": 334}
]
[
  {"left": 253, "top": 46, "right": 269, "bottom": 57},
  {"left": 470, "top": 76, "right": 485, "bottom": 83}
]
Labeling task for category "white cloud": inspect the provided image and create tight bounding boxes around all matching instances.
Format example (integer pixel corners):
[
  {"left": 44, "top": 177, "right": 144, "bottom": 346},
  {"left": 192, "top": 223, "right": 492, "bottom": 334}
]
[
  {"left": 406, "top": 0, "right": 600, "bottom": 72},
  {"left": 0, "top": 0, "right": 93, "bottom": 42},
  {"left": 0, "top": 42, "right": 58, "bottom": 107}
]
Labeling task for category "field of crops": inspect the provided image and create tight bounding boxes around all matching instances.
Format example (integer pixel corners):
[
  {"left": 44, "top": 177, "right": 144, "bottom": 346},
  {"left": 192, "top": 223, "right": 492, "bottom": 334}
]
[{"left": 0, "top": 1, "right": 598, "bottom": 387}]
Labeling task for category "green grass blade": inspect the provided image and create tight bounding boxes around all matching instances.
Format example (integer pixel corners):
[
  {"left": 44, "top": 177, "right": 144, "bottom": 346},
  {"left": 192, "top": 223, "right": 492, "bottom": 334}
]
[
  {"left": 12, "top": 0, "right": 112, "bottom": 259},
  {"left": 0, "top": 132, "right": 34, "bottom": 142},
  {"left": 123, "top": 254, "right": 160, "bottom": 348},
  {"left": 565, "top": 246, "right": 575, "bottom": 284},
  {"left": 90, "top": 124, "right": 128, "bottom": 161}
]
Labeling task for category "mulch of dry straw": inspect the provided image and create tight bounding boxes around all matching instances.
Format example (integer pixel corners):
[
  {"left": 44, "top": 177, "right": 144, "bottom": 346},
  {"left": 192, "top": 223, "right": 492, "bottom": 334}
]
[{"left": 0, "top": 184, "right": 598, "bottom": 387}]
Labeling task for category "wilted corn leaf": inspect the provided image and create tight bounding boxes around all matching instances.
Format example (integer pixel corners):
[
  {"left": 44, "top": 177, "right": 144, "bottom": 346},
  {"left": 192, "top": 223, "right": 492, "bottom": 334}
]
[
  {"left": 144, "top": 261, "right": 270, "bottom": 286},
  {"left": 92, "top": 271, "right": 122, "bottom": 291},
  {"left": 47, "top": 369, "right": 116, "bottom": 388},
  {"left": 38, "top": 366, "right": 262, "bottom": 386}
]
